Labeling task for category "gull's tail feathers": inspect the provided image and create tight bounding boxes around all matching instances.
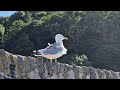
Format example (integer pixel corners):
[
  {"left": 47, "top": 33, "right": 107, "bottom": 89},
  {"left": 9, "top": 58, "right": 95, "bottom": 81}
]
[{"left": 33, "top": 49, "right": 44, "bottom": 57}]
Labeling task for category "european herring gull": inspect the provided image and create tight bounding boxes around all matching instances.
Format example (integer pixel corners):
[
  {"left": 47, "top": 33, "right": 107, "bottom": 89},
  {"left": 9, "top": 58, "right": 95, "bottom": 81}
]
[{"left": 33, "top": 34, "right": 68, "bottom": 63}]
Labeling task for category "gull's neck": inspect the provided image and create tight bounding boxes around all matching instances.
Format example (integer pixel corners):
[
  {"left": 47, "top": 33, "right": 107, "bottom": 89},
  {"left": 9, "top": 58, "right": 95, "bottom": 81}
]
[{"left": 56, "top": 40, "right": 64, "bottom": 46}]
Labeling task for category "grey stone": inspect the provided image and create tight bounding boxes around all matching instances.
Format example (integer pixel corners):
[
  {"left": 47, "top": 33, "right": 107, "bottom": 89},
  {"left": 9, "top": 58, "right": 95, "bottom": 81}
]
[
  {"left": 0, "top": 72, "right": 12, "bottom": 79},
  {"left": 97, "top": 69, "right": 106, "bottom": 79},
  {"left": 0, "top": 49, "right": 120, "bottom": 79},
  {"left": 103, "top": 69, "right": 113, "bottom": 79},
  {"left": 82, "top": 66, "right": 90, "bottom": 79}
]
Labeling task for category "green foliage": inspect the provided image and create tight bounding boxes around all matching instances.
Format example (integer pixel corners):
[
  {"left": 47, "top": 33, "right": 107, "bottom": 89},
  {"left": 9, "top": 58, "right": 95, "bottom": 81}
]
[
  {"left": 59, "top": 53, "right": 91, "bottom": 66},
  {"left": 90, "top": 45, "right": 120, "bottom": 71},
  {"left": 0, "top": 24, "right": 5, "bottom": 42},
  {"left": 5, "top": 32, "right": 35, "bottom": 56},
  {"left": 10, "top": 19, "right": 26, "bottom": 30},
  {"left": 24, "top": 12, "right": 32, "bottom": 23},
  {"left": 0, "top": 24, "right": 5, "bottom": 36},
  {"left": 74, "top": 54, "right": 86, "bottom": 65},
  {"left": 0, "top": 17, "right": 5, "bottom": 24},
  {"left": 5, "top": 19, "right": 26, "bottom": 40}
]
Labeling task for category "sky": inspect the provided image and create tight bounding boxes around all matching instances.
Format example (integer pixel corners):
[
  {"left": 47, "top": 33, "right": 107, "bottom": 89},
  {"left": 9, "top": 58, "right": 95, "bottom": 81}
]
[{"left": 0, "top": 11, "right": 16, "bottom": 17}]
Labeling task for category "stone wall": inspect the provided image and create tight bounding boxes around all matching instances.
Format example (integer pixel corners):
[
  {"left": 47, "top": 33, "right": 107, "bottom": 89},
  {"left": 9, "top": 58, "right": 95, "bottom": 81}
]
[{"left": 0, "top": 49, "right": 120, "bottom": 79}]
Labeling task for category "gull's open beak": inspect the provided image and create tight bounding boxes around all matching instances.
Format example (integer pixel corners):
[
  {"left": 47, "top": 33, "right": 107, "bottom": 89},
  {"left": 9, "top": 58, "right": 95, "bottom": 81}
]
[{"left": 64, "top": 37, "right": 68, "bottom": 40}]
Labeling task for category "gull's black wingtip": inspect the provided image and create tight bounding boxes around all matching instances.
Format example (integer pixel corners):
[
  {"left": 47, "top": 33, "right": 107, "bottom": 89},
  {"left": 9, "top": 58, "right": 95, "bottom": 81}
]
[{"left": 31, "top": 54, "right": 37, "bottom": 58}]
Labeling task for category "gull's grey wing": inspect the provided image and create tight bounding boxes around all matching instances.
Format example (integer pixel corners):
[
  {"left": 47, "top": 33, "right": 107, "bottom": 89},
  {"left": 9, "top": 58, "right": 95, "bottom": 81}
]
[{"left": 42, "top": 43, "right": 63, "bottom": 55}]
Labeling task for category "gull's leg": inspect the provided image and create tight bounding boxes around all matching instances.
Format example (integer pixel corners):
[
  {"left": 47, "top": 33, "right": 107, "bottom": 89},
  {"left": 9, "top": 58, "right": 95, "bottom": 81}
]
[
  {"left": 50, "top": 59, "right": 52, "bottom": 63},
  {"left": 55, "top": 59, "right": 57, "bottom": 62}
]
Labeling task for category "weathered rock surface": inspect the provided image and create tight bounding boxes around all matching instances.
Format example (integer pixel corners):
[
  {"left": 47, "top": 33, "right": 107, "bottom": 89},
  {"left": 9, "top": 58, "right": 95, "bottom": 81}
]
[
  {"left": 0, "top": 72, "right": 12, "bottom": 79},
  {"left": 0, "top": 49, "right": 120, "bottom": 79}
]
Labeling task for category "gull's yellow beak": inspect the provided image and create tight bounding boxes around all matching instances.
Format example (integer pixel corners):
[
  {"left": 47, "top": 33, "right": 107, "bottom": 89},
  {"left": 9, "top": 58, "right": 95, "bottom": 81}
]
[{"left": 64, "top": 37, "right": 68, "bottom": 40}]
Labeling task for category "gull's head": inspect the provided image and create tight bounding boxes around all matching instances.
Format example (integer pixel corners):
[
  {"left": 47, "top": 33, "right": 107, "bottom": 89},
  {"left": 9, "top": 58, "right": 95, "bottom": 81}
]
[{"left": 55, "top": 34, "right": 68, "bottom": 43}]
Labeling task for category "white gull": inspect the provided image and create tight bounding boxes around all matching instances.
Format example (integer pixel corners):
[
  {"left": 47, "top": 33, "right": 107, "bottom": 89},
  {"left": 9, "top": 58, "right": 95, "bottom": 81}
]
[{"left": 33, "top": 34, "right": 68, "bottom": 63}]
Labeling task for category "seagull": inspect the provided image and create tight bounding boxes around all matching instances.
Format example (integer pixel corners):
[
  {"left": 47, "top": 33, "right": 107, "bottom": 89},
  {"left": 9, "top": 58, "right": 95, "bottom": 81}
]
[{"left": 33, "top": 34, "right": 68, "bottom": 63}]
